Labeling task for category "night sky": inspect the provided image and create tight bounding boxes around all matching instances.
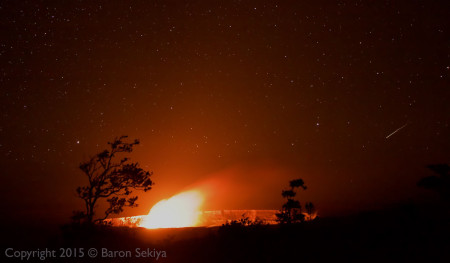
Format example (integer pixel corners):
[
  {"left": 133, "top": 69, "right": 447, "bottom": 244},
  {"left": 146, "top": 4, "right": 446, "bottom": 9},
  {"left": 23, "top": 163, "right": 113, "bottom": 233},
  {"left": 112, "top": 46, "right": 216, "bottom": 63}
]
[{"left": 1, "top": 0, "right": 449, "bottom": 223}]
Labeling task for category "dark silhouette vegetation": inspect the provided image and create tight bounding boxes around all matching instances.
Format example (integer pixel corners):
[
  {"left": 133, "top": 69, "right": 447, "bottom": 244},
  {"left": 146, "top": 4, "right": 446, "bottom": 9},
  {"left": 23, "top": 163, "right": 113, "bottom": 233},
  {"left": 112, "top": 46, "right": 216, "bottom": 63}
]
[
  {"left": 73, "top": 136, "right": 153, "bottom": 224},
  {"left": 417, "top": 164, "right": 450, "bottom": 201},
  {"left": 276, "top": 178, "right": 312, "bottom": 224},
  {"left": 3, "top": 164, "right": 448, "bottom": 262}
]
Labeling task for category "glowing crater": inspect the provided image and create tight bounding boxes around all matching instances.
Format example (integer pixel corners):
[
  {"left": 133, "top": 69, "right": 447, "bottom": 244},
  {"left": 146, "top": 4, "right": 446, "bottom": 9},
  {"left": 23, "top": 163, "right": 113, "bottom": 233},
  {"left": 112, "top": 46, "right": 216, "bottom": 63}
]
[{"left": 140, "top": 191, "right": 204, "bottom": 229}]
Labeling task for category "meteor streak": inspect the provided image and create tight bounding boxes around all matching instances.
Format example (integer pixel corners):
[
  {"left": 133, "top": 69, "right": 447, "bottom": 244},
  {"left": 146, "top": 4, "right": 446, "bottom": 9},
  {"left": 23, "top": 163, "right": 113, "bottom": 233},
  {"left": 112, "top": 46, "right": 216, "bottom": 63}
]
[{"left": 386, "top": 123, "right": 408, "bottom": 139}]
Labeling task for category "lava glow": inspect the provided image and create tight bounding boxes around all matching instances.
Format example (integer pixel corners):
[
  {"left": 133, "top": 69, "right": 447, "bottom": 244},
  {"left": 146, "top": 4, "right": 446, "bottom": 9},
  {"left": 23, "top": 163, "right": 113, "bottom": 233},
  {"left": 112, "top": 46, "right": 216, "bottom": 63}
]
[{"left": 140, "top": 191, "right": 204, "bottom": 229}]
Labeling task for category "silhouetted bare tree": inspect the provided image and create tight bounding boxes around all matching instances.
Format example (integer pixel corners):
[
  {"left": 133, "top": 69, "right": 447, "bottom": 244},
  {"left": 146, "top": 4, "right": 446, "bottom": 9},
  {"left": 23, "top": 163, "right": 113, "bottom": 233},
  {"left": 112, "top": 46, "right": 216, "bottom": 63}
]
[
  {"left": 418, "top": 164, "right": 450, "bottom": 201},
  {"left": 73, "top": 135, "right": 153, "bottom": 223},
  {"left": 276, "top": 178, "right": 307, "bottom": 224}
]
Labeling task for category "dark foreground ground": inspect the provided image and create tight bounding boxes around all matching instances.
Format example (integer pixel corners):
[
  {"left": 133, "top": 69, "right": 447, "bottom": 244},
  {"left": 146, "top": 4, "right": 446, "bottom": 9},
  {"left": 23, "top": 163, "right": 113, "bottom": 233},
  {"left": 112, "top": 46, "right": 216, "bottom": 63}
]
[{"left": 2, "top": 203, "right": 450, "bottom": 262}]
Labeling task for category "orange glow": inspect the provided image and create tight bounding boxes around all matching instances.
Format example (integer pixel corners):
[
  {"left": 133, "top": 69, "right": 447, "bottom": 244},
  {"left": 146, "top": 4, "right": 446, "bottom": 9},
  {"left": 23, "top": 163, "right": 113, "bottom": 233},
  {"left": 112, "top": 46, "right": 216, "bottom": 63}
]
[
  {"left": 140, "top": 190, "right": 204, "bottom": 229},
  {"left": 303, "top": 211, "right": 318, "bottom": 221}
]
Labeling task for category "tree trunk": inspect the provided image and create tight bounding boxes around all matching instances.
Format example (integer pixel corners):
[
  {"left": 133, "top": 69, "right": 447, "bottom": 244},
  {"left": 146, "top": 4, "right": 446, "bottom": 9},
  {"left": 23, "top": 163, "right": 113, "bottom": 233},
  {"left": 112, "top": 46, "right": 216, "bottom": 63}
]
[{"left": 86, "top": 201, "right": 94, "bottom": 223}]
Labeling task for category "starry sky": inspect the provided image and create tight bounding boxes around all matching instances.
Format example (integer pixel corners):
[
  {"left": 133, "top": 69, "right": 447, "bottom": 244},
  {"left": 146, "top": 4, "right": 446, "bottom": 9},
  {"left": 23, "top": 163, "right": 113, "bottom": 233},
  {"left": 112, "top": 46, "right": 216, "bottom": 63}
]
[{"left": 0, "top": 0, "right": 449, "bottom": 223}]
